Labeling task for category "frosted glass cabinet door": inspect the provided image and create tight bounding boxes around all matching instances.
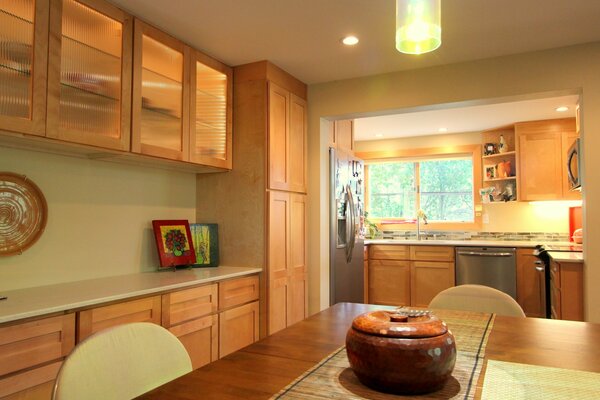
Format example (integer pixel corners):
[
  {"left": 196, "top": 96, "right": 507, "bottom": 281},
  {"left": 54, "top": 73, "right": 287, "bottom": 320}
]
[
  {"left": 132, "top": 19, "right": 190, "bottom": 161},
  {"left": 46, "top": 0, "right": 132, "bottom": 150},
  {"left": 0, "top": 0, "right": 49, "bottom": 136},
  {"left": 189, "top": 50, "right": 232, "bottom": 169}
]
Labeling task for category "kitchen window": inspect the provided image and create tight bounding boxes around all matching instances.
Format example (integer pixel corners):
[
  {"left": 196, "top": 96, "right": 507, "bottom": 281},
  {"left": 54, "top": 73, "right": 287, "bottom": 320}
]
[{"left": 366, "top": 156, "right": 475, "bottom": 223}]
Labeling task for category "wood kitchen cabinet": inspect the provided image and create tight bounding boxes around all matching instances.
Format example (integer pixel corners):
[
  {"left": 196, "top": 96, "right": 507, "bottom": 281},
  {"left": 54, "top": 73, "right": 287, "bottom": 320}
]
[
  {"left": 46, "top": 0, "right": 133, "bottom": 150},
  {"left": 0, "top": 314, "right": 75, "bottom": 399},
  {"left": 332, "top": 119, "right": 355, "bottom": 155},
  {"left": 550, "top": 259, "right": 583, "bottom": 321},
  {"left": 517, "top": 118, "right": 579, "bottom": 201},
  {"left": 195, "top": 61, "right": 307, "bottom": 338},
  {"left": 218, "top": 276, "right": 260, "bottom": 357},
  {"left": 268, "top": 191, "right": 307, "bottom": 333},
  {"left": 268, "top": 82, "right": 307, "bottom": 193},
  {"left": 161, "top": 284, "right": 218, "bottom": 370},
  {"left": 77, "top": 295, "right": 162, "bottom": 340},
  {"left": 368, "top": 259, "right": 411, "bottom": 306},
  {"left": 516, "top": 248, "right": 545, "bottom": 318},
  {"left": 0, "top": 0, "right": 49, "bottom": 137},
  {"left": 132, "top": 19, "right": 190, "bottom": 161},
  {"left": 189, "top": 50, "right": 232, "bottom": 169},
  {"left": 367, "top": 245, "right": 454, "bottom": 307},
  {"left": 410, "top": 246, "right": 455, "bottom": 307}
]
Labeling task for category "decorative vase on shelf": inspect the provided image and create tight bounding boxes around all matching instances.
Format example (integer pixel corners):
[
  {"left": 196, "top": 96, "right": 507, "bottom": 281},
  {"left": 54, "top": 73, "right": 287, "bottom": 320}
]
[{"left": 499, "top": 135, "right": 507, "bottom": 153}]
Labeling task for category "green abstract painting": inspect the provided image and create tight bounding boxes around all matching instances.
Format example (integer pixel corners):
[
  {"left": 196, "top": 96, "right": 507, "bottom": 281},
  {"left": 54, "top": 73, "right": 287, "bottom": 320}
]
[{"left": 190, "top": 223, "right": 219, "bottom": 267}]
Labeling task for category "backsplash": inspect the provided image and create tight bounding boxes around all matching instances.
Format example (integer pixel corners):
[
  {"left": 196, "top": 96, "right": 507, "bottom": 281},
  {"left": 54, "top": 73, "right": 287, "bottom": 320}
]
[{"left": 376, "top": 230, "right": 569, "bottom": 242}]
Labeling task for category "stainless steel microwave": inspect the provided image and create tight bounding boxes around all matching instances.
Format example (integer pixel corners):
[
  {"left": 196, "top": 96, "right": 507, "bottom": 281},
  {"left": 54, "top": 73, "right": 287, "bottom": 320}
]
[{"left": 567, "top": 138, "right": 581, "bottom": 190}]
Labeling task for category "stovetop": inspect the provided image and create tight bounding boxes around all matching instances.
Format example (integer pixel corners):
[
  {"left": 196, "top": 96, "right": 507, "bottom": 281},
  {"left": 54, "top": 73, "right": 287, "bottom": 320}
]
[{"left": 537, "top": 243, "right": 583, "bottom": 252}]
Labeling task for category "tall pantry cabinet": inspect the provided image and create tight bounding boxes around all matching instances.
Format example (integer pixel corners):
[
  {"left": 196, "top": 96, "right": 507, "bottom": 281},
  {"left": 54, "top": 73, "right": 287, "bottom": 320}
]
[{"left": 196, "top": 61, "right": 307, "bottom": 337}]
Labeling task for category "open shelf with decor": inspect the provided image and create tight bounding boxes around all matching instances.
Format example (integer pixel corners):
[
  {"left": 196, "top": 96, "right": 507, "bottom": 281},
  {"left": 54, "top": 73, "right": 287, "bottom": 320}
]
[{"left": 481, "top": 124, "right": 518, "bottom": 202}]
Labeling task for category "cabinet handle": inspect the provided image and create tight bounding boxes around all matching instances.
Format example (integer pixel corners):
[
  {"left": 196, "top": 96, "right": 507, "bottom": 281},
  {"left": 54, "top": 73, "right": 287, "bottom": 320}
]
[{"left": 535, "top": 266, "right": 544, "bottom": 272}]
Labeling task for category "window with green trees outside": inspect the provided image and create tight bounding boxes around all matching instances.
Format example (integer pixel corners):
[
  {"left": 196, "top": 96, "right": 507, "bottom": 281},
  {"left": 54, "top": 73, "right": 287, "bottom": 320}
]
[{"left": 367, "top": 157, "right": 474, "bottom": 222}]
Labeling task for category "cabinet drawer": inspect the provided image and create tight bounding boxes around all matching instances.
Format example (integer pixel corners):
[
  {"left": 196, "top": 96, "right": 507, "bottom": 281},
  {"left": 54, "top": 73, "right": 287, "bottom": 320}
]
[
  {"left": 410, "top": 246, "right": 455, "bottom": 262},
  {"left": 0, "top": 314, "right": 75, "bottom": 377},
  {"left": 219, "top": 275, "right": 259, "bottom": 310},
  {"left": 219, "top": 301, "right": 259, "bottom": 357},
  {"left": 0, "top": 361, "right": 61, "bottom": 399},
  {"left": 78, "top": 295, "right": 161, "bottom": 340},
  {"left": 162, "top": 284, "right": 218, "bottom": 327},
  {"left": 168, "top": 314, "right": 218, "bottom": 370},
  {"left": 369, "top": 245, "right": 410, "bottom": 260}
]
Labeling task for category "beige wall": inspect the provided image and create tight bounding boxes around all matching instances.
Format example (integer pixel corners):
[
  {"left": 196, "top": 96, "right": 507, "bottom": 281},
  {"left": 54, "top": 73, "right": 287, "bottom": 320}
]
[
  {"left": 0, "top": 147, "right": 196, "bottom": 291},
  {"left": 355, "top": 132, "right": 572, "bottom": 234},
  {"left": 307, "top": 42, "right": 600, "bottom": 321}
]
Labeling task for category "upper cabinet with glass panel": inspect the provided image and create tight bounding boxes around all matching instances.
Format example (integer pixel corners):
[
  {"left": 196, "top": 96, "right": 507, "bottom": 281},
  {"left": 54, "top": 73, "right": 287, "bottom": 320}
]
[
  {"left": 0, "top": 0, "right": 49, "bottom": 136},
  {"left": 46, "top": 0, "right": 132, "bottom": 150},
  {"left": 190, "top": 50, "right": 232, "bottom": 169},
  {"left": 0, "top": 1, "right": 232, "bottom": 171},
  {"left": 132, "top": 20, "right": 189, "bottom": 161}
]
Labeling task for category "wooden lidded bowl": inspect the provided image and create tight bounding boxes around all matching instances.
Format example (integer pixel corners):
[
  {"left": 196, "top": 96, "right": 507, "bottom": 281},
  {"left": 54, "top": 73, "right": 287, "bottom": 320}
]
[{"left": 346, "top": 309, "right": 456, "bottom": 394}]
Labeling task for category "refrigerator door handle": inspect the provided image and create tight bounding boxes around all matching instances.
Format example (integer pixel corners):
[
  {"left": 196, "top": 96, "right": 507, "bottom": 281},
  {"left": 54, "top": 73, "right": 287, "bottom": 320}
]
[{"left": 345, "top": 185, "right": 356, "bottom": 262}]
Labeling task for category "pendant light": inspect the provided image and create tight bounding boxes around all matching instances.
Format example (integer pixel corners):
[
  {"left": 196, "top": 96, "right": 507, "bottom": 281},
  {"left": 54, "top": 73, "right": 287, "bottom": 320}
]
[{"left": 396, "top": 0, "right": 441, "bottom": 55}]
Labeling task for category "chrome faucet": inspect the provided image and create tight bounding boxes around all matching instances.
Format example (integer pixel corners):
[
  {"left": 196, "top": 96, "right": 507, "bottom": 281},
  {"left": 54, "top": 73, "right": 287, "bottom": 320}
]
[{"left": 416, "top": 209, "right": 428, "bottom": 240}]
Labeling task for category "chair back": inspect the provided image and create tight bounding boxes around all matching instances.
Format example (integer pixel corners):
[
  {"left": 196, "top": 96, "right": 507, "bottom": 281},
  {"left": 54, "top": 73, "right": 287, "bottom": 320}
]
[
  {"left": 429, "top": 284, "right": 526, "bottom": 317},
  {"left": 53, "top": 322, "right": 192, "bottom": 400}
]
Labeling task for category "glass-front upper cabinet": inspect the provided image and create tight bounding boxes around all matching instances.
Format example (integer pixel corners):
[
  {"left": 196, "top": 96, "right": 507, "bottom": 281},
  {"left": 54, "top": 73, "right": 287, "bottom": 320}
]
[
  {"left": 132, "top": 19, "right": 189, "bottom": 161},
  {"left": 189, "top": 50, "right": 232, "bottom": 169},
  {"left": 0, "top": 0, "right": 49, "bottom": 136},
  {"left": 46, "top": 0, "right": 132, "bottom": 150}
]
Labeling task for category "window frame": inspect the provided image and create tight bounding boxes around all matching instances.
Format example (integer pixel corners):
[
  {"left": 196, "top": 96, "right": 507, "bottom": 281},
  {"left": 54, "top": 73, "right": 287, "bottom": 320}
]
[{"left": 359, "top": 144, "right": 482, "bottom": 231}]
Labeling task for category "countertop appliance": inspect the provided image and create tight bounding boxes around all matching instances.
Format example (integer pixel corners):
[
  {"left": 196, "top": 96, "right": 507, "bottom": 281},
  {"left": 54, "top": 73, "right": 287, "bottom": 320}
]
[
  {"left": 567, "top": 137, "right": 581, "bottom": 191},
  {"left": 533, "top": 243, "right": 583, "bottom": 318},
  {"left": 455, "top": 247, "right": 517, "bottom": 299},
  {"left": 329, "top": 147, "right": 364, "bottom": 305}
]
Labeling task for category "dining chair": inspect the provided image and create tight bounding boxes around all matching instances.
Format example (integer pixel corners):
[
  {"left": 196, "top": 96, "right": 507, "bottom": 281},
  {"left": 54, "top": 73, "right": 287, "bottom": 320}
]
[
  {"left": 429, "top": 284, "right": 526, "bottom": 317},
  {"left": 52, "top": 322, "right": 192, "bottom": 400}
]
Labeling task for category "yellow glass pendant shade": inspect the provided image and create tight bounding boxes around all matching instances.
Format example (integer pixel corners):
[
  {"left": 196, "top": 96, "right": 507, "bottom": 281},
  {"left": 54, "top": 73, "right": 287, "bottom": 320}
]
[{"left": 396, "top": 0, "right": 441, "bottom": 55}]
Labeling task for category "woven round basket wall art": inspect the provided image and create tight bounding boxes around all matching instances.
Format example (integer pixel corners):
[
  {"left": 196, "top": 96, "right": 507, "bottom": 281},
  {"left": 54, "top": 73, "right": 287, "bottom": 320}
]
[{"left": 0, "top": 172, "right": 47, "bottom": 256}]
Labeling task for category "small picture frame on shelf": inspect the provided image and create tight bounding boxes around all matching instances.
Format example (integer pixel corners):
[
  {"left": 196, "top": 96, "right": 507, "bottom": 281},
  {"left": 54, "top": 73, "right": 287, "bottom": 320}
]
[
  {"left": 152, "top": 220, "right": 196, "bottom": 269},
  {"left": 485, "top": 166, "right": 496, "bottom": 180},
  {"left": 484, "top": 143, "right": 498, "bottom": 156},
  {"left": 190, "top": 223, "right": 219, "bottom": 267}
]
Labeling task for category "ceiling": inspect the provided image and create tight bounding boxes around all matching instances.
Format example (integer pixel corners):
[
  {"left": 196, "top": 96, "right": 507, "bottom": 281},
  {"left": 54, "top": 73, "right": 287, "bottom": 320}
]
[
  {"left": 108, "top": 0, "right": 600, "bottom": 85},
  {"left": 107, "top": 1, "right": 598, "bottom": 140},
  {"left": 353, "top": 95, "right": 579, "bottom": 141}
]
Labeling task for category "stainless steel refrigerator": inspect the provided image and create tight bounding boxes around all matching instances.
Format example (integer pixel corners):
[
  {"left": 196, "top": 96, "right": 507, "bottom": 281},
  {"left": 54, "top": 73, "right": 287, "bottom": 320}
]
[{"left": 329, "top": 147, "right": 365, "bottom": 305}]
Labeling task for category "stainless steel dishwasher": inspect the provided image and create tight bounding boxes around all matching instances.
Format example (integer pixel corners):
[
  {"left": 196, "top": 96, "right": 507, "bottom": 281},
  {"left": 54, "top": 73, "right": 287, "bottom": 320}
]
[{"left": 455, "top": 247, "right": 517, "bottom": 299}]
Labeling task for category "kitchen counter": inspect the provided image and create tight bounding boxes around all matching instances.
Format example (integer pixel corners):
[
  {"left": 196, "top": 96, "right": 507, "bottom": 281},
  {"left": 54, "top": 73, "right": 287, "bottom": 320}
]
[
  {"left": 548, "top": 251, "right": 584, "bottom": 263},
  {"left": 0, "top": 266, "right": 262, "bottom": 324},
  {"left": 365, "top": 239, "right": 549, "bottom": 248}
]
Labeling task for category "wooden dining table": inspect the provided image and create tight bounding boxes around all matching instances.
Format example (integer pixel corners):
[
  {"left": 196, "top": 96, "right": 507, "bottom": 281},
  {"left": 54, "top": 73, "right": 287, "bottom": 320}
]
[{"left": 138, "top": 303, "right": 600, "bottom": 399}]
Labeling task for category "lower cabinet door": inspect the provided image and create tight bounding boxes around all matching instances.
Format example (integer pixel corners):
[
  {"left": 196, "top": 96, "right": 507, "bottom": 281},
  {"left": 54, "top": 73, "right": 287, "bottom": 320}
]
[
  {"left": 78, "top": 295, "right": 162, "bottom": 340},
  {"left": 368, "top": 259, "right": 410, "bottom": 306},
  {"left": 219, "top": 301, "right": 259, "bottom": 358},
  {"left": 410, "top": 261, "right": 455, "bottom": 307},
  {"left": 168, "top": 314, "right": 218, "bottom": 370}
]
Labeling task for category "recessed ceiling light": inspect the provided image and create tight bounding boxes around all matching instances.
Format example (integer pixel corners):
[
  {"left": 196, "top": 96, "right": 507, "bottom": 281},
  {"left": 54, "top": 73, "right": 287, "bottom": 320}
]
[
  {"left": 375, "top": 133, "right": 384, "bottom": 138},
  {"left": 341, "top": 36, "right": 359, "bottom": 46},
  {"left": 556, "top": 106, "right": 569, "bottom": 112},
  {"left": 438, "top": 127, "right": 448, "bottom": 133}
]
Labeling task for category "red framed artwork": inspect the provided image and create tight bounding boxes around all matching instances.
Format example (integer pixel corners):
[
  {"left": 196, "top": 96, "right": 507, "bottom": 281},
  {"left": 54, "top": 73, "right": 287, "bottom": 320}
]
[{"left": 152, "top": 220, "right": 196, "bottom": 268}]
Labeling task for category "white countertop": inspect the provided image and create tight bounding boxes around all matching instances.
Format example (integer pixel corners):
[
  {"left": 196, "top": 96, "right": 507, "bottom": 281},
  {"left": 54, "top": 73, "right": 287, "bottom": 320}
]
[
  {"left": 365, "top": 239, "right": 548, "bottom": 248},
  {"left": 0, "top": 266, "right": 262, "bottom": 324},
  {"left": 548, "top": 251, "right": 584, "bottom": 263}
]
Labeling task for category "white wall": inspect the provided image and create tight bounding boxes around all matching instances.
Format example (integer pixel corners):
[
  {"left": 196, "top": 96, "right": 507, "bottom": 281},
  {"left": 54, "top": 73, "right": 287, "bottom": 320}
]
[
  {"left": 0, "top": 147, "right": 196, "bottom": 291},
  {"left": 307, "top": 42, "right": 600, "bottom": 321}
]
